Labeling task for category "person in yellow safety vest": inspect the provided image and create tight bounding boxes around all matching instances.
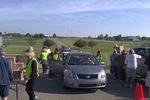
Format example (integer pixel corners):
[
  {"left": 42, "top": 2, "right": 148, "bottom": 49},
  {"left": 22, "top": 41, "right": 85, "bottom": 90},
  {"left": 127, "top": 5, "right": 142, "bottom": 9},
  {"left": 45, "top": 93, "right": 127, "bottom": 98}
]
[
  {"left": 47, "top": 48, "right": 51, "bottom": 55},
  {"left": 96, "top": 50, "right": 104, "bottom": 64},
  {"left": 40, "top": 48, "right": 48, "bottom": 74},
  {"left": 53, "top": 48, "right": 59, "bottom": 60},
  {"left": 24, "top": 47, "right": 39, "bottom": 100},
  {"left": 109, "top": 44, "right": 119, "bottom": 56}
]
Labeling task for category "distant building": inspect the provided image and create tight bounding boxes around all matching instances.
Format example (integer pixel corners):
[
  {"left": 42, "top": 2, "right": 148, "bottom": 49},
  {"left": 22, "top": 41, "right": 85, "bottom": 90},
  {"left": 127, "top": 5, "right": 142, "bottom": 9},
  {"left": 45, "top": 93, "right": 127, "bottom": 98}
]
[{"left": 123, "top": 36, "right": 140, "bottom": 41}]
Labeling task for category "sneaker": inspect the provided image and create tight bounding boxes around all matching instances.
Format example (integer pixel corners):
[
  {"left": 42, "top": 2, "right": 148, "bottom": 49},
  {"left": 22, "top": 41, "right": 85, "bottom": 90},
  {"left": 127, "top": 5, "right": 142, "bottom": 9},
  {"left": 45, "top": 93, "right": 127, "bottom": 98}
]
[{"left": 34, "top": 96, "right": 38, "bottom": 100}]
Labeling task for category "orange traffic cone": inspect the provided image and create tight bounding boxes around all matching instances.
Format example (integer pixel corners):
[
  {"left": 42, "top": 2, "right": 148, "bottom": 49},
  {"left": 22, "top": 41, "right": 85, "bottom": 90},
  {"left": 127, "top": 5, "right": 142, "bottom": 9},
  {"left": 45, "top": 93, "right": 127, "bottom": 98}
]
[
  {"left": 134, "top": 83, "right": 140, "bottom": 98},
  {"left": 137, "top": 84, "right": 146, "bottom": 100}
]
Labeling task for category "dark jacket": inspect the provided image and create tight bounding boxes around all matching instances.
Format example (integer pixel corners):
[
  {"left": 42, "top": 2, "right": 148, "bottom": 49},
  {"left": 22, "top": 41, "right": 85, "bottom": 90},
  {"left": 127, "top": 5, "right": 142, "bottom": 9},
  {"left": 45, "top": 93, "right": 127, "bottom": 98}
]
[
  {"left": 145, "top": 55, "right": 150, "bottom": 71},
  {"left": 0, "top": 56, "right": 13, "bottom": 85}
]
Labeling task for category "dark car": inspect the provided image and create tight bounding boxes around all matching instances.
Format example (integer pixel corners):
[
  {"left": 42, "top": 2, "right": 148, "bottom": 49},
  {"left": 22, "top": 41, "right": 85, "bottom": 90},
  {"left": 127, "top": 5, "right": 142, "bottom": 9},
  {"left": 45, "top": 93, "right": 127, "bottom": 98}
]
[{"left": 133, "top": 47, "right": 150, "bottom": 78}]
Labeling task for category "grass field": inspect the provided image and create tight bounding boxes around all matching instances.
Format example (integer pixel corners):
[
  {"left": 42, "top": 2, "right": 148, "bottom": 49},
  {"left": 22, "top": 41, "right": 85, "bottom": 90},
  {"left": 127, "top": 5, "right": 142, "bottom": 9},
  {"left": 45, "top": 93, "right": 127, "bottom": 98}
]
[
  {"left": 3, "top": 37, "right": 57, "bottom": 57},
  {"left": 3, "top": 36, "right": 150, "bottom": 67}
]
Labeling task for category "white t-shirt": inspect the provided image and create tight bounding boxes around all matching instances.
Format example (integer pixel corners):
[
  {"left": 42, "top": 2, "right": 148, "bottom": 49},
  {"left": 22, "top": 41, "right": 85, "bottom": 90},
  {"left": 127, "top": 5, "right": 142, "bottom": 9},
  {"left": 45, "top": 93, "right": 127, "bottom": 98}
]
[{"left": 125, "top": 54, "right": 142, "bottom": 69}]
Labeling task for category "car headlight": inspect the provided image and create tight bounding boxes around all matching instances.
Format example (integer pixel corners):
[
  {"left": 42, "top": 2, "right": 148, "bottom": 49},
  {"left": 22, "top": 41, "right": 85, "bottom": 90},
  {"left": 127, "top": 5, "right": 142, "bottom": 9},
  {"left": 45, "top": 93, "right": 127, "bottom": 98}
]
[
  {"left": 64, "top": 69, "right": 76, "bottom": 79},
  {"left": 98, "top": 70, "right": 106, "bottom": 79}
]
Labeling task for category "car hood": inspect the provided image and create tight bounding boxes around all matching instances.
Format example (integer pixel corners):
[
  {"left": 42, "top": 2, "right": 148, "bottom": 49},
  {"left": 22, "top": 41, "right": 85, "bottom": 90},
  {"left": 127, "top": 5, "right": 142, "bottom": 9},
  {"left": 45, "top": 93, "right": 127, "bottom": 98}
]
[{"left": 67, "top": 65, "right": 104, "bottom": 74}]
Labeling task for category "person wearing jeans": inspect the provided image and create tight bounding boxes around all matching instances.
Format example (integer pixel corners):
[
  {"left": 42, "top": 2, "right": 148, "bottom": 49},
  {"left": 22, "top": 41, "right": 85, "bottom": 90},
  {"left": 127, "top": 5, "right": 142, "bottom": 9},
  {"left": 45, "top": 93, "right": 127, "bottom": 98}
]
[{"left": 124, "top": 49, "right": 141, "bottom": 88}]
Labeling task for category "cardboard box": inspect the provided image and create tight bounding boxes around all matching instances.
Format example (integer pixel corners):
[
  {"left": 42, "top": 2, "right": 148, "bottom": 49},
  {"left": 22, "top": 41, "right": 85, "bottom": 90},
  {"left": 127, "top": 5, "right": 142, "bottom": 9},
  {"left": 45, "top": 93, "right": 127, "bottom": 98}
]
[
  {"left": 6, "top": 57, "right": 16, "bottom": 71},
  {"left": 14, "top": 63, "right": 24, "bottom": 71},
  {"left": 13, "top": 71, "right": 24, "bottom": 80},
  {"left": 116, "top": 46, "right": 124, "bottom": 54}
]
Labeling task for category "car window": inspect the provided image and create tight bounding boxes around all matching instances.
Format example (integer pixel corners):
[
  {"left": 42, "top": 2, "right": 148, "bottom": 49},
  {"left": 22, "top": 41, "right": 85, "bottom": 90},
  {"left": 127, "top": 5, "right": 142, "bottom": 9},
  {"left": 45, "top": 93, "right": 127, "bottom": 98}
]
[{"left": 67, "top": 54, "right": 99, "bottom": 65}]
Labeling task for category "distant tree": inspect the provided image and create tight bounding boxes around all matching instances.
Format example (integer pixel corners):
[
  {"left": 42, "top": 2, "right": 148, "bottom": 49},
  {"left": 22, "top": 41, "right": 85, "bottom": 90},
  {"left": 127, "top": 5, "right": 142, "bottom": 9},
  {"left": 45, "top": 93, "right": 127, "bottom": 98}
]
[
  {"left": 114, "top": 34, "right": 122, "bottom": 41},
  {"left": 104, "top": 34, "right": 109, "bottom": 40},
  {"left": 97, "top": 34, "right": 104, "bottom": 39},
  {"left": 73, "top": 40, "right": 87, "bottom": 48},
  {"left": 43, "top": 39, "right": 55, "bottom": 47},
  {"left": 25, "top": 33, "right": 31, "bottom": 37},
  {"left": 136, "top": 35, "right": 141, "bottom": 40},
  {"left": 39, "top": 33, "right": 45, "bottom": 38},
  {"left": 88, "top": 41, "right": 97, "bottom": 47},
  {"left": 0, "top": 32, "right": 2, "bottom": 36},
  {"left": 88, "top": 35, "right": 91, "bottom": 39},
  {"left": 142, "top": 37, "right": 147, "bottom": 40},
  {"left": 53, "top": 33, "right": 56, "bottom": 38},
  {"left": 34, "top": 34, "right": 39, "bottom": 38}
]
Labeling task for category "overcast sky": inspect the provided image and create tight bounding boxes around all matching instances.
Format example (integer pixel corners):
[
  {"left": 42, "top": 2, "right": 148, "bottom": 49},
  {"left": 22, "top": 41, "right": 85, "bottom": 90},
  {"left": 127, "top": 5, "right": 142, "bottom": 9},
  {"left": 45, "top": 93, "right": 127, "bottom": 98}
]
[{"left": 0, "top": 0, "right": 150, "bottom": 37}]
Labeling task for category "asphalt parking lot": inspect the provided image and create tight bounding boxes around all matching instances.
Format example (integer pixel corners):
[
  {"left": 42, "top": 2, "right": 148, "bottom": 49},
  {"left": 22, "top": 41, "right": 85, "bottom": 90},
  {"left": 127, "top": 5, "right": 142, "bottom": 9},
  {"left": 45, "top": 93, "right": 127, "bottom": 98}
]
[{"left": 9, "top": 71, "right": 149, "bottom": 100}]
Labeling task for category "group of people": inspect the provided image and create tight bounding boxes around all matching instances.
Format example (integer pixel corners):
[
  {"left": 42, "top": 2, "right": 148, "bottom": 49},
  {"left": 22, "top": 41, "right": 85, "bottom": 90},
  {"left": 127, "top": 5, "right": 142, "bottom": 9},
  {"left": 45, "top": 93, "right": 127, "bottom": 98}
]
[
  {"left": 1, "top": 45, "right": 150, "bottom": 100},
  {"left": 39, "top": 47, "right": 60, "bottom": 74},
  {"left": 110, "top": 45, "right": 142, "bottom": 88},
  {"left": 0, "top": 47, "right": 39, "bottom": 100},
  {"left": 109, "top": 44, "right": 150, "bottom": 99}
]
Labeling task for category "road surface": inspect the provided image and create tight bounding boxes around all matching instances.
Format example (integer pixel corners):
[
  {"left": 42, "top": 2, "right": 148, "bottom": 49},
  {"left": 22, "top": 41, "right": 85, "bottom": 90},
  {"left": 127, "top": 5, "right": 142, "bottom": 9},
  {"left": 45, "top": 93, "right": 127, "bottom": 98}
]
[
  {"left": 9, "top": 70, "right": 149, "bottom": 100},
  {"left": 51, "top": 38, "right": 67, "bottom": 48}
]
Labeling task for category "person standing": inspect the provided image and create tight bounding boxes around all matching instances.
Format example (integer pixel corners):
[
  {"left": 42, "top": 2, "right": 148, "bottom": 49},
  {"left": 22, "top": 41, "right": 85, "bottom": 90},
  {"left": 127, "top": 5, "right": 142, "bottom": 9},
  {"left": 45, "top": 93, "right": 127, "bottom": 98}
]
[
  {"left": 53, "top": 48, "right": 59, "bottom": 61},
  {"left": 25, "top": 47, "right": 39, "bottom": 100},
  {"left": 145, "top": 54, "right": 150, "bottom": 98},
  {"left": 40, "top": 47, "right": 48, "bottom": 74},
  {"left": 96, "top": 50, "right": 104, "bottom": 64},
  {"left": 116, "top": 50, "right": 126, "bottom": 82},
  {"left": 124, "top": 49, "right": 141, "bottom": 88},
  {"left": 110, "top": 49, "right": 119, "bottom": 77},
  {"left": 0, "top": 48, "right": 13, "bottom": 100}
]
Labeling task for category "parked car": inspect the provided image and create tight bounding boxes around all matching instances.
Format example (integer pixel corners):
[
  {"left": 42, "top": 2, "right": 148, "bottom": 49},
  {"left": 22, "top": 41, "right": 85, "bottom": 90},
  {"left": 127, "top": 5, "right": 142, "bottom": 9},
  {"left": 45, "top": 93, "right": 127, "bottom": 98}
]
[
  {"left": 133, "top": 47, "right": 150, "bottom": 78},
  {"left": 48, "top": 52, "right": 107, "bottom": 89}
]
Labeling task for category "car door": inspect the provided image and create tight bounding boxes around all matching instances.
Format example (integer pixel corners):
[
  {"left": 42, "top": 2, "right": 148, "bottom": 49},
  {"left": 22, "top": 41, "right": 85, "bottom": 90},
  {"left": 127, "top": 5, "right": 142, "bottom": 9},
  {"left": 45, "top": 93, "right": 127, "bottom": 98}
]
[{"left": 48, "top": 53, "right": 65, "bottom": 75}]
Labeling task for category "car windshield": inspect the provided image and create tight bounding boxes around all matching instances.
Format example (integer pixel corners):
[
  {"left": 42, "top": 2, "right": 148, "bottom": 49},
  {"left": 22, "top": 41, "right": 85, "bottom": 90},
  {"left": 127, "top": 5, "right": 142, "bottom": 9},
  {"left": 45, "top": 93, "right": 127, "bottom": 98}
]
[{"left": 68, "top": 54, "right": 99, "bottom": 65}]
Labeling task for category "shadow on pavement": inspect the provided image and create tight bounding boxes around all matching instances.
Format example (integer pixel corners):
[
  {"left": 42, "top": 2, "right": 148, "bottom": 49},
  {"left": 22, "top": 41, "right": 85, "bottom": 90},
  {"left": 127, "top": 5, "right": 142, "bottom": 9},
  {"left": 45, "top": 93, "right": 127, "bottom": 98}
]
[
  {"left": 34, "top": 74, "right": 96, "bottom": 94},
  {"left": 102, "top": 74, "right": 149, "bottom": 100},
  {"left": 35, "top": 73, "right": 149, "bottom": 98}
]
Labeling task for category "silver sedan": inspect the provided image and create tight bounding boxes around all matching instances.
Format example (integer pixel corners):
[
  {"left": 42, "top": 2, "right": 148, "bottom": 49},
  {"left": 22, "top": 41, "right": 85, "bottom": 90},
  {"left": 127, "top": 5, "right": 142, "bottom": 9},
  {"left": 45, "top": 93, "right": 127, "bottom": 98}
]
[{"left": 63, "top": 52, "right": 107, "bottom": 89}]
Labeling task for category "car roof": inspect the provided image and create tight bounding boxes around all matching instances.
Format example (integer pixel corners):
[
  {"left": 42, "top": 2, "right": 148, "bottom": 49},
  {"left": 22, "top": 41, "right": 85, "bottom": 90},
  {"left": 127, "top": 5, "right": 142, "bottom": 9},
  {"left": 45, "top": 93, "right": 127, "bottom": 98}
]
[
  {"left": 133, "top": 47, "right": 150, "bottom": 49},
  {"left": 66, "top": 52, "right": 92, "bottom": 56}
]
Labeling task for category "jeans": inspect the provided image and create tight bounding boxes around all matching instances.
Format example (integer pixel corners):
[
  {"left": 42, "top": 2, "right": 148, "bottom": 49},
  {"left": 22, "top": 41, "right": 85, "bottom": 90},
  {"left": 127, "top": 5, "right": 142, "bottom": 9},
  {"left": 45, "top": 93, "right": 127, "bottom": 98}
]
[
  {"left": 110, "top": 65, "right": 117, "bottom": 77},
  {"left": 42, "top": 60, "right": 48, "bottom": 73}
]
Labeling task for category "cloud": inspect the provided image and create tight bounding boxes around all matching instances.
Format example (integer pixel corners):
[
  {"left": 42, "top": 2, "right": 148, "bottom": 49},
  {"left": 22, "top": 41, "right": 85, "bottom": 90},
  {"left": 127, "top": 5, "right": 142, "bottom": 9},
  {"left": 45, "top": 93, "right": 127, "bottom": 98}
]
[
  {"left": 0, "top": 0, "right": 150, "bottom": 36},
  {"left": 1, "top": 0, "right": 150, "bottom": 15}
]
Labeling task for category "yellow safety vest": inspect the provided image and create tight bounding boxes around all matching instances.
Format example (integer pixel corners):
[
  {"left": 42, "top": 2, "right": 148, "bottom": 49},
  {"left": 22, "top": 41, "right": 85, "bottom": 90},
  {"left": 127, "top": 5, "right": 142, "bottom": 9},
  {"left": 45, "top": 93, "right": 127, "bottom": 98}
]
[
  {"left": 25, "top": 58, "right": 39, "bottom": 80},
  {"left": 96, "top": 56, "right": 103, "bottom": 64},
  {"left": 41, "top": 52, "right": 48, "bottom": 60},
  {"left": 53, "top": 53, "right": 59, "bottom": 60}
]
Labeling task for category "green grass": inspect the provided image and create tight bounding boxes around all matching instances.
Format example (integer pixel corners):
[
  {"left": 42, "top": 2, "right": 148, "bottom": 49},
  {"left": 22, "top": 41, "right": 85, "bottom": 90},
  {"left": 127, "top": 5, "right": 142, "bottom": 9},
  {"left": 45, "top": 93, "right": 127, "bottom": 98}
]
[{"left": 3, "top": 37, "right": 57, "bottom": 57}]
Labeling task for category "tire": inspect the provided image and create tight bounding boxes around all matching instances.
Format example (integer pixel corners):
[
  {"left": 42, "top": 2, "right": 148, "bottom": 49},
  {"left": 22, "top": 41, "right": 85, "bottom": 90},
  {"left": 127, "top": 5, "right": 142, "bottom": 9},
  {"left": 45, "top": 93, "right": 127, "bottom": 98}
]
[{"left": 48, "top": 70, "right": 54, "bottom": 78}]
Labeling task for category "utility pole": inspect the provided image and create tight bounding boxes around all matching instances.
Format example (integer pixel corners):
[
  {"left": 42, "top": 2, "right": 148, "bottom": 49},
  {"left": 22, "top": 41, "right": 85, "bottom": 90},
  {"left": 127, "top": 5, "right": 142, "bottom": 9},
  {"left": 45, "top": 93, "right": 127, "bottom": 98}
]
[{"left": 0, "top": 32, "right": 3, "bottom": 48}]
